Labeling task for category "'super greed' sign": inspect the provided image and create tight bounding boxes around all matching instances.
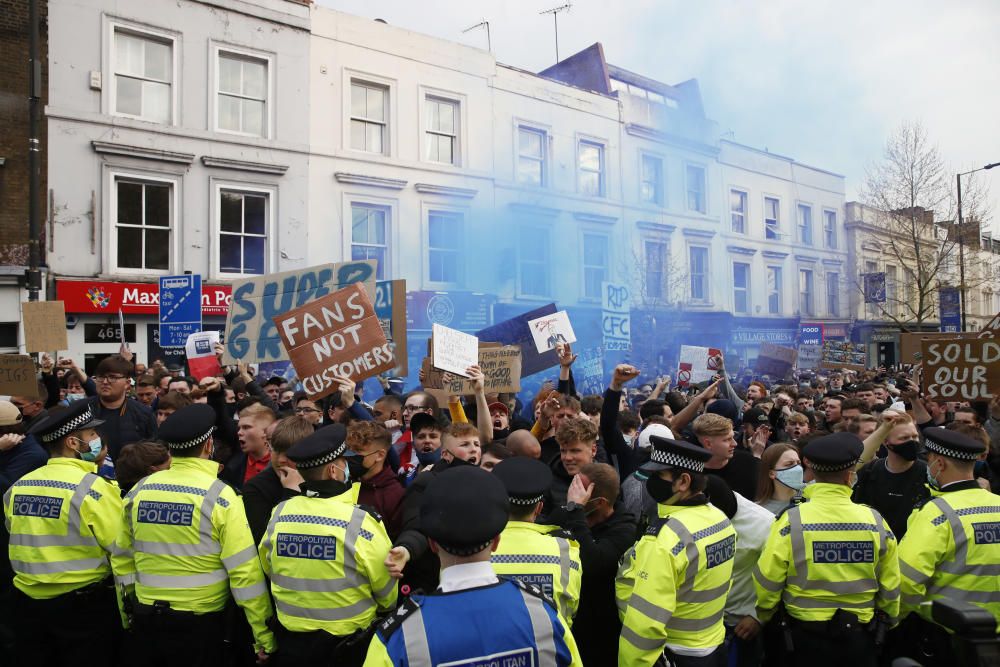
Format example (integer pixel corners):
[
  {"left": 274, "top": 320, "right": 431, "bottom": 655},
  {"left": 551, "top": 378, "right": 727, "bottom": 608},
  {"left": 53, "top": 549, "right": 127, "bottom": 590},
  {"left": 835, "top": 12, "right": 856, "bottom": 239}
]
[
  {"left": 922, "top": 338, "right": 1000, "bottom": 402},
  {"left": 223, "top": 261, "right": 377, "bottom": 364},
  {"left": 273, "top": 282, "right": 394, "bottom": 399}
]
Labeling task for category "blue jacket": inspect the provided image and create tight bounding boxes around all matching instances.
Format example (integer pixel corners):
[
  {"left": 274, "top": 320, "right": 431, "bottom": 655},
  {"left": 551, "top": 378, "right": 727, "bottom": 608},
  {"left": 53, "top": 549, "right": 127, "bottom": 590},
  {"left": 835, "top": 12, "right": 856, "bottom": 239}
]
[{"left": 0, "top": 434, "right": 48, "bottom": 494}]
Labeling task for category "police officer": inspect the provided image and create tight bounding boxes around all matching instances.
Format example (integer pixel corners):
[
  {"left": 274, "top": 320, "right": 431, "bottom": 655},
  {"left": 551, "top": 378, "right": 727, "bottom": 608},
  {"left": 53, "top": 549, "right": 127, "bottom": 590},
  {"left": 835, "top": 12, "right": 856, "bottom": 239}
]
[
  {"left": 258, "top": 424, "right": 396, "bottom": 666},
  {"left": 754, "top": 433, "right": 900, "bottom": 667},
  {"left": 490, "top": 456, "right": 583, "bottom": 622},
  {"left": 114, "top": 404, "right": 275, "bottom": 665},
  {"left": 895, "top": 427, "right": 1000, "bottom": 664},
  {"left": 3, "top": 401, "right": 124, "bottom": 667},
  {"left": 364, "top": 465, "right": 582, "bottom": 665},
  {"left": 616, "top": 435, "right": 737, "bottom": 666}
]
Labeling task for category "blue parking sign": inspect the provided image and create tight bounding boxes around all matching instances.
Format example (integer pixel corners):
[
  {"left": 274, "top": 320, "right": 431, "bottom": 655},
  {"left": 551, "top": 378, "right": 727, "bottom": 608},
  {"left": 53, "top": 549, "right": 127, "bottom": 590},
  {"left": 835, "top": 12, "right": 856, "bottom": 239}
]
[{"left": 159, "top": 275, "right": 202, "bottom": 348}]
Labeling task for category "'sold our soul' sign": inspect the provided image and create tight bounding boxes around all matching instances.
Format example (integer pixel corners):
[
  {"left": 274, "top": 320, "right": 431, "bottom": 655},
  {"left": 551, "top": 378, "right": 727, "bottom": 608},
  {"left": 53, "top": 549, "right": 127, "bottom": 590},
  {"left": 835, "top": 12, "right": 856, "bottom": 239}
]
[
  {"left": 922, "top": 338, "right": 1000, "bottom": 402},
  {"left": 273, "top": 282, "right": 395, "bottom": 399}
]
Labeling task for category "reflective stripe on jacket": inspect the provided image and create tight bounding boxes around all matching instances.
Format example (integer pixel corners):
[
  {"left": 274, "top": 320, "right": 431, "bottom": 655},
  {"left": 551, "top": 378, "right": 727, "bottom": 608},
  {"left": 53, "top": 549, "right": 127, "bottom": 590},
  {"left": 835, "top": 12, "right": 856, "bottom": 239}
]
[{"left": 491, "top": 521, "right": 582, "bottom": 621}]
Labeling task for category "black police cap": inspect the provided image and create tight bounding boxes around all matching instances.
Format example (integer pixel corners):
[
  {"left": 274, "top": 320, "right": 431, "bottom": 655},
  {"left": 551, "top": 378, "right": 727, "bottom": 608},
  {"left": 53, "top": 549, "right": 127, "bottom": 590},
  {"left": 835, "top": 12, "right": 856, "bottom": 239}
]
[
  {"left": 802, "top": 432, "right": 863, "bottom": 472},
  {"left": 421, "top": 466, "right": 508, "bottom": 556},
  {"left": 640, "top": 435, "right": 712, "bottom": 473},
  {"left": 158, "top": 404, "right": 216, "bottom": 450},
  {"left": 923, "top": 427, "right": 985, "bottom": 461},
  {"left": 287, "top": 424, "right": 351, "bottom": 469},
  {"left": 28, "top": 400, "right": 105, "bottom": 444},
  {"left": 492, "top": 457, "right": 552, "bottom": 507}
]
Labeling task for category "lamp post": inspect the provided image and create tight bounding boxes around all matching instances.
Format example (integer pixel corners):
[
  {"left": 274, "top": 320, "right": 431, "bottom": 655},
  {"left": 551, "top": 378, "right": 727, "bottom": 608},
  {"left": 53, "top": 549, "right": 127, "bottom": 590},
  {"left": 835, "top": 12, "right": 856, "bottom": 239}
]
[{"left": 956, "top": 162, "right": 1000, "bottom": 331}]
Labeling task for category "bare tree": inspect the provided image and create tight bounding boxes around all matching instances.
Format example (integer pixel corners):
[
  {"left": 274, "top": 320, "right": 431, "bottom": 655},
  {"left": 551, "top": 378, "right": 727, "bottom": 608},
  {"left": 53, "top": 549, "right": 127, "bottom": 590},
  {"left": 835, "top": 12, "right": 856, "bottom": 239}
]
[{"left": 856, "top": 122, "right": 991, "bottom": 330}]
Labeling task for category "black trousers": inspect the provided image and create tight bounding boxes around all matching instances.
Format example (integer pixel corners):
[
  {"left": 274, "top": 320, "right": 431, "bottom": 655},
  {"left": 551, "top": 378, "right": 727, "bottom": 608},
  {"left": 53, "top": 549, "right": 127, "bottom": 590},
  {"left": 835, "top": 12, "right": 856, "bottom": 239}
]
[
  {"left": 787, "top": 622, "right": 876, "bottom": 667},
  {"left": 658, "top": 645, "right": 727, "bottom": 667},
  {"left": 274, "top": 623, "right": 370, "bottom": 667},
  {"left": 12, "top": 579, "right": 120, "bottom": 667},
  {"left": 130, "top": 604, "right": 227, "bottom": 667}
]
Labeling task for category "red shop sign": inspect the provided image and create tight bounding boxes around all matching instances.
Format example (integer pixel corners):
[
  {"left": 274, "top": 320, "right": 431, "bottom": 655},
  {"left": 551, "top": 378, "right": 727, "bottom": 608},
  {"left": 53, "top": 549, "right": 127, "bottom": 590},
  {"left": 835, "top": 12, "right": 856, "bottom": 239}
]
[{"left": 56, "top": 279, "right": 232, "bottom": 316}]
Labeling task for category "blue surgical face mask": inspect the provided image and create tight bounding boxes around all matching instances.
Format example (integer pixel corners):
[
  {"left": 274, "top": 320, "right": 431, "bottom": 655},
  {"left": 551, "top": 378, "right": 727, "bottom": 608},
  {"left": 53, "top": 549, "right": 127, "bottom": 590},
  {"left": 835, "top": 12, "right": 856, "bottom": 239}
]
[
  {"left": 334, "top": 461, "right": 351, "bottom": 485},
  {"left": 926, "top": 459, "right": 940, "bottom": 490},
  {"left": 65, "top": 393, "right": 86, "bottom": 403},
  {"left": 416, "top": 448, "right": 442, "bottom": 466},
  {"left": 622, "top": 434, "right": 634, "bottom": 447},
  {"left": 774, "top": 464, "right": 807, "bottom": 491},
  {"left": 76, "top": 436, "right": 103, "bottom": 462}
]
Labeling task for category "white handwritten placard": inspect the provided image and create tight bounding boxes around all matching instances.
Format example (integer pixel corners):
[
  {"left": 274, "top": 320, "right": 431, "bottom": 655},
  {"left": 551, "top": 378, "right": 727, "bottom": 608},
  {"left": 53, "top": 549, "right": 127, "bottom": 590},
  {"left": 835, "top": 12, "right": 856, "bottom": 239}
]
[{"left": 431, "top": 323, "right": 479, "bottom": 378}]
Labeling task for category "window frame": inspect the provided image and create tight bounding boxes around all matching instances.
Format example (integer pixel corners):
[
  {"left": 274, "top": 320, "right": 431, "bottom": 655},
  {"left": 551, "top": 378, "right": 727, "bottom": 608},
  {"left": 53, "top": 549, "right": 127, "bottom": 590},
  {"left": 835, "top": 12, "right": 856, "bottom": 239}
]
[
  {"left": 106, "top": 168, "right": 179, "bottom": 276},
  {"left": 644, "top": 239, "right": 670, "bottom": 302},
  {"left": 210, "top": 180, "right": 276, "bottom": 279},
  {"left": 577, "top": 137, "right": 607, "bottom": 198},
  {"left": 425, "top": 206, "right": 466, "bottom": 288},
  {"left": 639, "top": 152, "right": 665, "bottom": 206},
  {"left": 421, "top": 88, "right": 465, "bottom": 167},
  {"left": 688, "top": 244, "right": 710, "bottom": 304},
  {"left": 732, "top": 261, "right": 751, "bottom": 314},
  {"left": 685, "top": 162, "right": 708, "bottom": 214},
  {"left": 344, "top": 71, "right": 395, "bottom": 157},
  {"left": 730, "top": 188, "right": 748, "bottom": 235},
  {"left": 823, "top": 208, "right": 838, "bottom": 249},
  {"left": 108, "top": 21, "right": 178, "bottom": 125},
  {"left": 211, "top": 43, "right": 275, "bottom": 139},
  {"left": 763, "top": 195, "right": 781, "bottom": 240},
  {"left": 517, "top": 224, "right": 552, "bottom": 299},
  {"left": 349, "top": 201, "right": 392, "bottom": 280},
  {"left": 799, "top": 268, "right": 814, "bottom": 317},
  {"left": 580, "top": 231, "right": 610, "bottom": 301},
  {"left": 767, "top": 265, "right": 783, "bottom": 315},
  {"left": 797, "top": 202, "right": 814, "bottom": 246},
  {"left": 514, "top": 123, "right": 549, "bottom": 188},
  {"left": 826, "top": 271, "right": 840, "bottom": 317}
]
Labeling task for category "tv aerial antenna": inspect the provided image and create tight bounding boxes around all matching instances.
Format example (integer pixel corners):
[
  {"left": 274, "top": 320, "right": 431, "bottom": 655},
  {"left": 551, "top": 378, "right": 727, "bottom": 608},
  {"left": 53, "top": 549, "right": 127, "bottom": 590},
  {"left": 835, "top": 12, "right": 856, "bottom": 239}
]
[{"left": 539, "top": 3, "right": 571, "bottom": 63}]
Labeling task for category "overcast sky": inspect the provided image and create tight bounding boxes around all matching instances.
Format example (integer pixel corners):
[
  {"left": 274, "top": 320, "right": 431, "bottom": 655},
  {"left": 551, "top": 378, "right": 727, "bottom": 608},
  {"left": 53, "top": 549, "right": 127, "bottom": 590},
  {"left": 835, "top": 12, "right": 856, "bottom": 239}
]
[{"left": 320, "top": 0, "right": 1000, "bottom": 230}]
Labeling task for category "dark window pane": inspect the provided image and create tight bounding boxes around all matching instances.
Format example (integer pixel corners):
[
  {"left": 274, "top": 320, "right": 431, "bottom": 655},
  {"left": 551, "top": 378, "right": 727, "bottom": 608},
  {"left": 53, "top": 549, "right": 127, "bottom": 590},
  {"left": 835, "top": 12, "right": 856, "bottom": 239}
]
[
  {"left": 221, "top": 192, "right": 242, "bottom": 233},
  {"left": 145, "top": 184, "right": 170, "bottom": 227},
  {"left": 244, "top": 195, "right": 266, "bottom": 235},
  {"left": 117, "top": 227, "right": 142, "bottom": 268},
  {"left": 243, "top": 236, "right": 265, "bottom": 274},
  {"left": 145, "top": 229, "right": 169, "bottom": 270},
  {"left": 117, "top": 182, "right": 142, "bottom": 225},
  {"left": 220, "top": 235, "right": 242, "bottom": 273}
]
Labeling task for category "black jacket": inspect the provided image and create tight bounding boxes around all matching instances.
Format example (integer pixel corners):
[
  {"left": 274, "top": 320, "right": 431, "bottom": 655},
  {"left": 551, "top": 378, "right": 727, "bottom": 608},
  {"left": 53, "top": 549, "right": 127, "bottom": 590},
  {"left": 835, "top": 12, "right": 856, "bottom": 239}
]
[
  {"left": 88, "top": 397, "right": 157, "bottom": 461},
  {"left": 600, "top": 388, "right": 642, "bottom": 478},
  {"left": 242, "top": 466, "right": 287, "bottom": 544}
]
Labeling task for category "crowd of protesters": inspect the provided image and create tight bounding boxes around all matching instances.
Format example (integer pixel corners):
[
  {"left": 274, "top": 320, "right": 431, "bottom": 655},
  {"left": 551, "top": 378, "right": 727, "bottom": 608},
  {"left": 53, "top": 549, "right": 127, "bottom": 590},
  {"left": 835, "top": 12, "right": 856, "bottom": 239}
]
[{"left": 2, "top": 339, "right": 999, "bottom": 666}]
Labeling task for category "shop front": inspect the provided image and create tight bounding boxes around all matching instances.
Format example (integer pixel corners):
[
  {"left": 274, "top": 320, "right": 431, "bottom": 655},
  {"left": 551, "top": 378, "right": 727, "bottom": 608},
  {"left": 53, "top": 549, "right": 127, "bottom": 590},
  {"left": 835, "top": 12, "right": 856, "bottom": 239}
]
[
  {"left": 728, "top": 317, "right": 801, "bottom": 367},
  {"left": 55, "top": 279, "right": 232, "bottom": 374}
]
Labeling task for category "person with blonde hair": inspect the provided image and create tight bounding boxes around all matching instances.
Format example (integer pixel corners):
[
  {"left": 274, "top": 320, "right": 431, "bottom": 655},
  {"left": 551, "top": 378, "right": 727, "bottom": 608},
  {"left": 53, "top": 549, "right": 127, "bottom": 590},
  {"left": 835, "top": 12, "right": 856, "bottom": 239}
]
[{"left": 692, "top": 412, "right": 759, "bottom": 499}]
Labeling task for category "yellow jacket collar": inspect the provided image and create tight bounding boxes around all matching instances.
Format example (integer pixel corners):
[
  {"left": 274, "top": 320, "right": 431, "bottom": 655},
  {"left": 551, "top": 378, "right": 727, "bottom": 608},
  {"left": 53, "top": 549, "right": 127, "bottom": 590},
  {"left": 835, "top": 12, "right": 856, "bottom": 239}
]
[
  {"left": 802, "top": 482, "right": 852, "bottom": 501},
  {"left": 171, "top": 456, "right": 222, "bottom": 478},
  {"left": 506, "top": 520, "right": 557, "bottom": 535},
  {"left": 48, "top": 457, "right": 97, "bottom": 474}
]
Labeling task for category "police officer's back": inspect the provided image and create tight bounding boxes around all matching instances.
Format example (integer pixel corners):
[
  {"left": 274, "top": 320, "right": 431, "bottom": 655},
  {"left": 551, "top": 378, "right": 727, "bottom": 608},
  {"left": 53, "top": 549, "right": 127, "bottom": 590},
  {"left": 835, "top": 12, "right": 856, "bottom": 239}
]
[
  {"left": 754, "top": 433, "right": 901, "bottom": 667},
  {"left": 490, "top": 457, "right": 583, "bottom": 621},
  {"left": 364, "top": 465, "right": 582, "bottom": 666},
  {"left": 616, "top": 436, "right": 737, "bottom": 666},
  {"left": 3, "top": 401, "right": 124, "bottom": 667},
  {"left": 114, "top": 404, "right": 275, "bottom": 665},
  {"left": 895, "top": 428, "right": 1000, "bottom": 665},
  {"left": 258, "top": 425, "right": 396, "bottom": 666}
]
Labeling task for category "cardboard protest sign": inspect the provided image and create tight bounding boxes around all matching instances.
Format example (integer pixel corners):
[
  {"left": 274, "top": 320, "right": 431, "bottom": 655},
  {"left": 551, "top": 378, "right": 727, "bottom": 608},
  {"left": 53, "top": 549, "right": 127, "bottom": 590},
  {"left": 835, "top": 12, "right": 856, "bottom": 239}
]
[
  {"left": 527, "top": 310, "right": 576, "bottom": 353},
  {"left": 185, "top": 331, "right": 222, "bottom": 380},
  {"left": 819, "top": 361, "right": 866, "bottom": 373},
  {"left": 602, "top": 282, "right": 630, "bottom": 351},
  {"left": 272, "top": 282, "right": 394, "bottom": 400},
  {"left": 476, "top": 303, "right": 558, "bottom": 377},
  {"left": 677, "top": 345, "right": 723, "bottom": 388},
  {"left": 575, "top": 346, "right": 606, "bottom": 396},
  {"left": 431, "top": 323, "right": 479, "bottom": 377},
  {"left": 797, "top": 344, "right": 822, "bottom": 371},
  {"left": 979, "top": 312, "right": 1000, "bottom": 340},
  {"left": 755, "top": 343, "right": 797, "bottom": 378},
  {"left": 223, "top": 260, "right": 377, "bottom": 364},
  {"left": 375, "top": 280, "right": 408, "bottom": 376},
  {"left": 0, "top": 355, "right": 38, "bottom": 397},
  {"left": 422, "top": 346, "right": 521, "bottom": 396},
  {"left": 900, "top": 331, "right": 978, "bottom": 364},
  {"left": 22, "top": 301, "right": 68, "bottom": 352},
  {"left": 921, "top": 338, "right": 1000, "bottom": 402}
]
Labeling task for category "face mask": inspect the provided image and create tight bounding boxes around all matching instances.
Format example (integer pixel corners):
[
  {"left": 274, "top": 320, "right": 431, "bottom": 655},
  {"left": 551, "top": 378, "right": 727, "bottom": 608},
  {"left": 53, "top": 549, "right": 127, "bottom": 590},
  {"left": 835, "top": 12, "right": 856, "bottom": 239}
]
[
  {"left": 774, "top": 464, "right": 807, "bottom": 490},
  {"left": 645, "top": 474, "right": 678, "bottom": 504},
  {"left": 584, "top": 498, "right": 604, "bottom": 516},
  {"left": 622, "top": 434, "right": 634, "bottom": 447},
  {"left": 926, "top": 459, "right": 940, "bottom": 490},
  {"left": 65, "top": 393, "right": 85, "bottom": 403},
  {"left": 346, "top": 454, "right": 370, "bottom": 480},
  {"left": 888, "top": 440, "right": 919, "bottom": 462},
  {"left": 333, "top": 461, "right": 351, "bottom": 485},
  {"left": 76, "top": 436, "right": 103, "bottom": 462},
  {"left": 416, "top": 448, "right": 442, "bottom": 466}
]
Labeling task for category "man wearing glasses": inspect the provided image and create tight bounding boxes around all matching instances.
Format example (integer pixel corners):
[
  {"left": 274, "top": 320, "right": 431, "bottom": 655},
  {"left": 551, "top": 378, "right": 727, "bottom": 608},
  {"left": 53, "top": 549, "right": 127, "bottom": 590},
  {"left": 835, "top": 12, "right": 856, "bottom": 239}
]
[
  {"left": 293, "top": 393, "right": 324, "bottom": 426},
  {"left": 87, "top": 355, "right": 156, "bottom": 460}
]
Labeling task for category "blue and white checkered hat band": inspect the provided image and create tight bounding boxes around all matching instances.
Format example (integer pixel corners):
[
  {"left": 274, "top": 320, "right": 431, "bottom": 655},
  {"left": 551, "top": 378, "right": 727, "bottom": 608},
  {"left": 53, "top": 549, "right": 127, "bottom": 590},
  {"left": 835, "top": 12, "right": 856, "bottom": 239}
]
[
  {"left": 166, "top": 427, "right": 215, "bottom": 450},
  {"left": 42, "top": 408, "right": 96, "bottom": 443},
  {"left": 650, "top": 447, "right": 705, "bottom": 472},
  {"left": 510, "top": 494, "right": 545, "bottom": 506},
  {"left": 925, "top": 438, "right": 979, "bottom": 461},
  {"left": 297, "top": 442, "right": 347, "bottom": 469},
  {"left": 809, "top": 458, "right": 858, "bottom": 472}
]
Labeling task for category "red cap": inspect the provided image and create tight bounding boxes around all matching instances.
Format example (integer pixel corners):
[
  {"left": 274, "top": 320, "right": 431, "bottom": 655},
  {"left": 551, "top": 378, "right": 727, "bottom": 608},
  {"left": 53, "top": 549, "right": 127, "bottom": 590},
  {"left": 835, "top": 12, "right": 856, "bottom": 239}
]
[{"left": 487, "top": 401, "right": 509, "bottom": 416}]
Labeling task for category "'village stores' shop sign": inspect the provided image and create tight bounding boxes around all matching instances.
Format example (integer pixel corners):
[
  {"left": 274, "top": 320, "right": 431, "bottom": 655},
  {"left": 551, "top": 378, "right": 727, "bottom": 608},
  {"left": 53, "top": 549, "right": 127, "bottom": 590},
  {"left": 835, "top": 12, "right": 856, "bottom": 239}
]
[{"left": 56, "top": 280, "right": 232, "bottom": 316}]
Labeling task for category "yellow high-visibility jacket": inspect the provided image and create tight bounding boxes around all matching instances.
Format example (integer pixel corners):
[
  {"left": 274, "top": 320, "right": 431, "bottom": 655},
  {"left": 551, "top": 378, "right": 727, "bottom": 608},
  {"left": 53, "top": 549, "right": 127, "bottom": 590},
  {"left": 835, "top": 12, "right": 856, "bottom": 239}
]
[{"left": 491, "top": 521, "right": 582, "bottom": 621}]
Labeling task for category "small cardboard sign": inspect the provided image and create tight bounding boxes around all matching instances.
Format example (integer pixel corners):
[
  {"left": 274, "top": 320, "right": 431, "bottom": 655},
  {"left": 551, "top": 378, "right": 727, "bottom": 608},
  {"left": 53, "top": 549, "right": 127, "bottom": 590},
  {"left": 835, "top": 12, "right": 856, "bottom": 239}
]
[
  {"left": 797, "top": 344, "right": 822, "bottom": 370},
  {"left": 476, "top": 303, "right": 558, "bottom": 377},
  {"left": 677, "top": 345, "right": 723, "bottom": 388},
  {"left": 422, "top": 345, "right": 522, "bottom": 395},
  {"left": 921, "top": 338, "right": 1000, "bottom": 402},
  {"left": 431, "top": 323, "right": 479, "bottom": 377},
  {"left": 0, "top": 354, "right": 38, "bottom": 397},
  {"left": 22, "top": 301, "right": 68, "bottom": 352},
  {"left": 223, "top": 260, "right": 378, "bottom": 364},
  {"left": 979, "top": 312, "right": 1000, "bottom": 340},
  {"left": 900, "top": 331, "right": 979, "bottom": 364},
  {"left": 755, "top": 343, "right": 797, "bottom": 378},
  {"left": 375, "top": 279, "right": 408, "bottom": 376},
  {"left": 272, "top": 282, "right": 394, "bottom": 400},
  {"left": 185, "top": 331, "right": 222, "bottom": 380},
  {"left": 527, "top": 310, "right": 576, "bottom": 353}
]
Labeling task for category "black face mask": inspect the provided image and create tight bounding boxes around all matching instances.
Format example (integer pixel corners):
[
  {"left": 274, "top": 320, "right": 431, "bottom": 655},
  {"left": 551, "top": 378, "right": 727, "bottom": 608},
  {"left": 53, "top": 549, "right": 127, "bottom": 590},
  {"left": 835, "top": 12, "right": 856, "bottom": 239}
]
[
  {"left": 346, "top": 454, "right": 370, "bottom": 480},
  {"left": 645, "top": 475, "right": 676, "bottom": 504},
  {"left": 888, "top": 440, "right": 919, "bottom": 462}
]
